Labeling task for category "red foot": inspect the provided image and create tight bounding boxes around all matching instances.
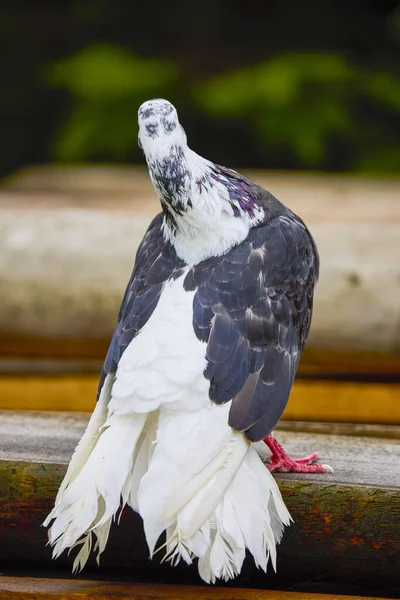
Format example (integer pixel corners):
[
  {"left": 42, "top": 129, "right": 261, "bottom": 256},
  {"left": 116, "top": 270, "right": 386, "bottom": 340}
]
[{"left": 263, "top": 433, "right": 333, "bottom": 474}]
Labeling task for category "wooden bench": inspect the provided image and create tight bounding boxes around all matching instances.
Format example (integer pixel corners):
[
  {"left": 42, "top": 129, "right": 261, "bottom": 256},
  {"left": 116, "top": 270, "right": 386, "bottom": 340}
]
[
  {"left": 0, "top": 576, "right": 391, "bottom": 600},
  {"left": 1, "top": 411, "right": 399, "bottom": 598}
]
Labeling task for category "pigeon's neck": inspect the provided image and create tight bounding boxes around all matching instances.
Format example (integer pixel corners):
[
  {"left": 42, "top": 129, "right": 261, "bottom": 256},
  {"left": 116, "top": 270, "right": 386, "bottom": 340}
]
[
  {"left": 146, "top": 144, "right": 194, "bottom": 219},
  {"left": 146, "top": 144, "right": 265, "bottom": 265}
]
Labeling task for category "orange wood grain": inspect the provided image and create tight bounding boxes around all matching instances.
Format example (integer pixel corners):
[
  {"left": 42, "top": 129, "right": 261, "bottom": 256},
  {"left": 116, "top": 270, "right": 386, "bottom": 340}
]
[
  {"left": 0, "top": 375, "right": 399, "bottom": 424},
  {"left": 2, "top": 336, "right": 400, "bottom": 378},
  {"left": 0, "top": 576, "right": 387, "bottom": 600}
]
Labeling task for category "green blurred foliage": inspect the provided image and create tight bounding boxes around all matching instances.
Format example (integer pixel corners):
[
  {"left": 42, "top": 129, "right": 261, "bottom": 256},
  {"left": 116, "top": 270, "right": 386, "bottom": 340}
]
[
  {"left": 48, "top": 45, "right": 179, "bottom": 161},
  {"left": 195, "top": 53, "right": 400, "bottom": 172},
  {"left": 195, "top": 54, "right": 354, "bottom": 166},
  {"left": 48, "top": 46, "right": 400, "bottom": 172}
]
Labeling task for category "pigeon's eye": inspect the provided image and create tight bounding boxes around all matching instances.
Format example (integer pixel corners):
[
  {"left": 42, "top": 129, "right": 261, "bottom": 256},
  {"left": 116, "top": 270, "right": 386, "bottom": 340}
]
[
  {"left": 145, "top": 123, "right": 159, "bottom": 137},
  {"left": 164, "top": 119, "right": 177, "bottom": 133}
]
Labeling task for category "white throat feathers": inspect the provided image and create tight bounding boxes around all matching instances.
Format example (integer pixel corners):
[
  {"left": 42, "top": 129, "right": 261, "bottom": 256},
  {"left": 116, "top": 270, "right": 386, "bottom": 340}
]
[{"left": 138, "top": 99, "right": 265, "bottom": 264}]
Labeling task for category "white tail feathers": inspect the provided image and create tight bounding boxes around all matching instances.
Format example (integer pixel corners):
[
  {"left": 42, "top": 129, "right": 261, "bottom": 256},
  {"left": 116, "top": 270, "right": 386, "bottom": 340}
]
[
  {"left": 52, "top": 374, "right": 112, "bottom": 505},
  {"left": 44, "top": 383, "right": 291, "bottom": 583},
  {"left": 159, "top": 442, "right": 291, "bottom": 584},
  {"left": 44, "top": 380, "right": 148, "bottom": 571}
]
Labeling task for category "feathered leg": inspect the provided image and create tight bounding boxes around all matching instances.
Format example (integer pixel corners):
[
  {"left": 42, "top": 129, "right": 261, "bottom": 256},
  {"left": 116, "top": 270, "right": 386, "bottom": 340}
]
[{"left": 263, "top": 433, "right": 333, "bottom": 473}]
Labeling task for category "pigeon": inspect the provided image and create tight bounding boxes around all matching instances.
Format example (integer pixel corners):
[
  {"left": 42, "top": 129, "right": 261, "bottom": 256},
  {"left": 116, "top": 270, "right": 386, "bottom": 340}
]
[{"left": 44, "top": 98, "right": 332, "bottom": 584}]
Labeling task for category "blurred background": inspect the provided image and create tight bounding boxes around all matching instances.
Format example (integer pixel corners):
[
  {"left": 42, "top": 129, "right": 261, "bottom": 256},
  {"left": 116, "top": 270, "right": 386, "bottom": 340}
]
[
  {"left": 0, "top": 0, "right": 399, "bottom": 425},
  {"left": 1, "top": 0, "right": 400, "bottom": 175}
]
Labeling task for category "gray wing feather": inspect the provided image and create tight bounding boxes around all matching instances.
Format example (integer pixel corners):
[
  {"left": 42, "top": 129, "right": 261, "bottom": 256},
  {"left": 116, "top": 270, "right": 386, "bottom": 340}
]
[{"left": 184, "top": 213, "right": 319, "bottom": 442}]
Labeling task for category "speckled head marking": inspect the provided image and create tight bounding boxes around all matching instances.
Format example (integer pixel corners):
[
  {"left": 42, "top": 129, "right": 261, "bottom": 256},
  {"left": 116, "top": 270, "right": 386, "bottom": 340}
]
[
  {"left": 138, "top": 99, "right": 192, "bottom": 228},
  {"left": 138, "top": 99, "right": 186, "bottom": 154}
]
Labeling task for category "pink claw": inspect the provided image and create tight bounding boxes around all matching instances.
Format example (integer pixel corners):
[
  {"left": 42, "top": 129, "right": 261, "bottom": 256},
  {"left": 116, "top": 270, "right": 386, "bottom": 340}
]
[{"left": 263, "top": 433, "right": 334, "bottom": 474}]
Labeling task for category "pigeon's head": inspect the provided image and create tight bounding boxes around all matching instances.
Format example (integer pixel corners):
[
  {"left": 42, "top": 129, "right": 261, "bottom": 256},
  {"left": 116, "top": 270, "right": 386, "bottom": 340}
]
[
  {"left": 138, "top": 99, "right": 187, "bottom": 158},
  {"left": 137, "top": 99, "right": 194, "bottom": 222}
]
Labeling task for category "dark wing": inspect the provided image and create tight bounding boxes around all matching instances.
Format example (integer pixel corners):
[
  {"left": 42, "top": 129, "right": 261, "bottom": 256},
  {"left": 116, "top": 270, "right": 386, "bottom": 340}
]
[
  {"left": 184, "top": 214, "right": 319, "bottom": 441},
  {"left": 97, "top": 213, "right": 185, "bottom": 397}
]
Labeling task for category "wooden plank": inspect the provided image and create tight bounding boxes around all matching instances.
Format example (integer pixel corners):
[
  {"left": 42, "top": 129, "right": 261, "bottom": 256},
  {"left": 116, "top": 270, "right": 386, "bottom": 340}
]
[
  {"left": 0, "top": 336, "right": 109, "bottom": 361},
  {"left": 2, "top": 410, "right": 400, "bottom": 486},
  {"left": 275, "top": 421, "right": 400, "bottom": 440},
  {"left": 284, "top": 380, "right": 400, "bottom": 424},
  {"left": 0, "top": 576, "right": 387, "bottom": 600},
  {"left": 0, "top": 411, "right": 399, "bottom": 594},
  {"left": 297, "top": 348, "right": 400, "bottom": 379},
  {"left": 1, "top": 178, "right": 400, "bottom": 355},
  {"left": 0, "top": 376, "right": 399, "bottom": 425},
  {"left": 3, "top": 166, "right": 400, "bottom": 225},
  {"left": 0, "top": 375, "right": 98, "bottom": 412},
  {"left": 1, "top": 345, "right": 400, "bottom": 379}
]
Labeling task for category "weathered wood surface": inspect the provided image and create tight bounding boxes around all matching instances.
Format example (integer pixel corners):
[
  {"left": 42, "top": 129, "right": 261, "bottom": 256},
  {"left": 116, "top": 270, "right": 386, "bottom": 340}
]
[
  {"left": 2, "top": 348, "right": 400, "bottom": 382},
  {"left": 276, "top": 420, "right": 400, "bottom": 440},
  {"left": 3, "top": 166, "right": 400, "bottom": 222},
  {"left": 0, "top": 411, "right": 399, "bottom": 595},
  {"left": 1, "top": 167, "right": 400, "bottom": 362},
  {"left": 2, "top": 410, "right": 399, "bottom": 486},
  {"left": 1, "top": 376, "right": 399, "bottom": 425},
  {"left": 0, "top": 576, "right": 389, "bottom": 600},
  {"left": 2, "top": 345, "right": 400, "bottom": 382}
]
